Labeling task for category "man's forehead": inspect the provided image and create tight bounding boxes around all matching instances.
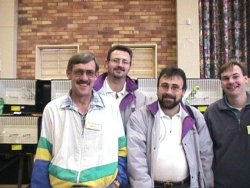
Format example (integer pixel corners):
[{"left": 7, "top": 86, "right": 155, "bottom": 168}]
[
  {"left": 73, "top": 61, "right": 96, "bottom": 69},
  {"left": 160, "top": 75, "right": 183, "bottom": 83},
  {"left": 112, "top": 50, "right": 130, "bottom": 57},
  {"left": 222, "top": 65, "right": 242, "bottom": 76}
]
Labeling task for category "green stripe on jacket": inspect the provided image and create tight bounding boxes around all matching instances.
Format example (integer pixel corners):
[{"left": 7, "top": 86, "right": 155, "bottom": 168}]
[
  {"left": 37, "top": 137, "right": 53, "bottom": 153},
  {"left": 49, "top": 162, "right": 118, "bottom": 183}
]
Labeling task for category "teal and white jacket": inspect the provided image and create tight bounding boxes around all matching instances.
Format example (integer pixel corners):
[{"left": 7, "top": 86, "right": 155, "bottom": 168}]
[{"left": 31, "top": 91, "right": 127, "bottom": 188}]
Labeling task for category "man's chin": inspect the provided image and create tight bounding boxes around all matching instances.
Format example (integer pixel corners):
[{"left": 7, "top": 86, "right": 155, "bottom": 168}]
[
  {"left": 226, "top": 91, "right": 241, "bottom": 97},
  {"left": 79, "top": 92, "right": 92, "bottom": 97},
  {"left": 164, "top": 105, "right": 175, "bottom": 109},
  {"left": 113, "top": 74, "right": 124, "bottom": 79},
  {"left": 161, "top": 102, "right": 174, "bottom": 109},
  {"left": 162, "top": 101, "right": 180, "bottom": 110}
]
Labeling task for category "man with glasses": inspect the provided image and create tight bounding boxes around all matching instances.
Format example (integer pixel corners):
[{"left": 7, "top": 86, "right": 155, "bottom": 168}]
[
  {"left": 31, "top": 53, "right": 127, "bottom": 188},
  {"left": 94, "top": 44, "right": 148, "bottom": 132},
  {"left": 204, "top": 62, "right": 250, "bottom": 188},
  {"left": 127, "top": 67, "right": 214, "bottom": 188}
]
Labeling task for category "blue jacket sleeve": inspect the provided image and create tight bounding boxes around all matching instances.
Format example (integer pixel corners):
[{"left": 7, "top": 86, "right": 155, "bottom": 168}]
[
  {"left": 117, "top": 156, "right": 128, "bottom": 187},
  {"left": 31, "top": 160, "right": 51, "bottom": 188}
]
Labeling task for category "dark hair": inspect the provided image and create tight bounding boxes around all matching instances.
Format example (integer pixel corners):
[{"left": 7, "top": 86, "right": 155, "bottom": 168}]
[
  {"left": 106, "top": 45, "right": 133, "bottom": 63},
  {"left": 218, "top": 61, "right": 247, "bottom": 79},
  {"left": 67, "top": 52, "right": 99, "bottom": 72},
  {"left": 157, "top": 67, "right": 187, "bottom": 90}
]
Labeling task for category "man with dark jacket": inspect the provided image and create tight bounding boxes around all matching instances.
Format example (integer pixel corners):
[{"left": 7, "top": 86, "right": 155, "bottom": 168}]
[{"left": 204, "top": 61, "right": 250, "bottom": 188}]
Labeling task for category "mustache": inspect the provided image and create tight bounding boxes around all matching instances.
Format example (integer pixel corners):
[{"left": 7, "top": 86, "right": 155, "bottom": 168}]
[
  {"left": 114, "top": 66, "right": 125, "bottom": 71},
  {"left": 76, "top": 80, "right": 90, "bottom": 85},
  {"left": 162, "top": 93, "right": 175, "bottom": 99}
]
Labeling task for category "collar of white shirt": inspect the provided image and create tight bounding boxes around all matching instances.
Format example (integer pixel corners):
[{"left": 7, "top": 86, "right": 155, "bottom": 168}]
[{"left": 103, "top": 78, "right": 127, "bottom": 99}]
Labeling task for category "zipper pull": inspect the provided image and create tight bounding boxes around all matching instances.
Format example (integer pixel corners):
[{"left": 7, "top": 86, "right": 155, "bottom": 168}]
[{"left": 81, "top": 113, "right": 86, "bottom": 135}]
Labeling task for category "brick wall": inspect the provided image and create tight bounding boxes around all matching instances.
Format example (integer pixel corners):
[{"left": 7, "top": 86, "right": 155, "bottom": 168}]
[{"left": 17, "top": 0, "right": 176, "bottom": 79}]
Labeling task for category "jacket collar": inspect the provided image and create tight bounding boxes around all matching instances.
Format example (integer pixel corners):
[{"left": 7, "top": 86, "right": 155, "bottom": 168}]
[
  {"left": 222, "top": 91, "right": 250, "bottom": 110},
  {"left": 60, "top": 90, "right": 105, "bottom": 111},
  {"left": 147, "top": 100, "right": 195, "bottom": 139},
  {"left": 147, "top": 101, "right": 191, "bottom": 116},
  {"left": 147, "top": 100, "right": 158, "bottom": 115},
  {"left": 93, "top": 72, "right": 138, "bottom": 93}
]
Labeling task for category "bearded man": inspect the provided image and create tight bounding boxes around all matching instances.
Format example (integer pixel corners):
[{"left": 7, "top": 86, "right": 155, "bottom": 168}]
[{"left": 127, "top": 67, "right": 214, "bottom": 188}]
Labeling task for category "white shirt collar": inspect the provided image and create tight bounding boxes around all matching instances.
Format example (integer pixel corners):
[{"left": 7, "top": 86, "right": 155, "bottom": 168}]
[{"left": 103, "top": 77, "right": 126, "bottom": 98}]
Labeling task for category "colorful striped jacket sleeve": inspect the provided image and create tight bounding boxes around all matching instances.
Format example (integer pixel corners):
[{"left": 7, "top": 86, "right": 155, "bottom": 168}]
[
  {"left": 31, "top": 136, "right": 52, "bottom": 188},
  {"left": 117, "top": 135, "right": 128, "bottom": 187},
  {"left": 31, "top": 104, "right": 53, "bottom": 188}
]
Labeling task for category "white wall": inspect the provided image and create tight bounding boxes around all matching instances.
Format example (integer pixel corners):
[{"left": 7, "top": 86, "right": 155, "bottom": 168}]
[
  {"left": 0, "top": 0, "right": 17, "bottom": 78},
  {"left": 177, "top": 0, "right": 200, "bottom": 78}
]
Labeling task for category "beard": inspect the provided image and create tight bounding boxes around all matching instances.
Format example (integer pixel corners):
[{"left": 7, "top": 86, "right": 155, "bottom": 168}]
[{"left": 158, "top": 93, "right": 182, "bottom": 110}]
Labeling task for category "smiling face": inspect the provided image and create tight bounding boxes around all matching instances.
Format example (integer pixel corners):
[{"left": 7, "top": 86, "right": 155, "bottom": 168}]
[
  {"left": 67, "top": 60, "right": 98, "bottom": 99},
  {"left": 157, "top": 75, "right": 186, "bottom": 110},
  {"left": 106, "top": 50, "right": 131, "bottom": 80},
  {"left": 220, "top": 65, "right": 248, "bottom": 98}
]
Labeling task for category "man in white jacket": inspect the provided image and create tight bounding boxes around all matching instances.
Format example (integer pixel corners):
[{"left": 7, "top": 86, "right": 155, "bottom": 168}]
[{"left": 31, "top": 52, "right": 127, "bottom": 188}]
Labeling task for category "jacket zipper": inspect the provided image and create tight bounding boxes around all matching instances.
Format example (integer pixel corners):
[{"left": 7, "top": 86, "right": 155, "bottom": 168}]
[
  {"left": 81, "top": 113, "right": 87, "bottom": 135},
  {"left": 77, "top": 113, "right": 87, "bottom": 183}
]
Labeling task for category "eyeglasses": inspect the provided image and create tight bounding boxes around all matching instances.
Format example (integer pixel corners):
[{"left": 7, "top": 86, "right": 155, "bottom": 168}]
[
  {"left": 159, "top": 83, "right": 183, "bottom": 92},
  {"left": 72, "top": 69, "right": 96, "bottom": 78},
  {"left": 110, "top": 58, "right": 130, "bottom": 65}
]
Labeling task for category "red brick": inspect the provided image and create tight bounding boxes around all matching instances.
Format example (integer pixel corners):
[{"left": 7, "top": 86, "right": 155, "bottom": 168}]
[{"left": 17, "top": 0, "right": 176, "bottom": 79}]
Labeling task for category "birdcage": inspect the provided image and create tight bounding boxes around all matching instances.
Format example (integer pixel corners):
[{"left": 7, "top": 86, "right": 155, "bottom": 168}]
[
  {"left": 0, "top": 79, "right": 37, "bottom": 114},
  {"left": 137, "top": 78, "right": 158, "bottom": 103},
  {"left": 137, "top": 78, "right": 223, "bottom": 107},
  {"left": 51, "top": 79, "right": 71, "bottom": 100},
  {"left": 184, "top": 79, "right": 222, "bottom": 105},
  {"left": 0, "top": 116, "right": 39, "bottom": 144}
]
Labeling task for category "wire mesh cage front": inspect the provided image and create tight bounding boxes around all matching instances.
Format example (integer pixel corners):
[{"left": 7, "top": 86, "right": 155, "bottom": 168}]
[
  {"left": 0, "top": 79, "right": 36, "bottom": 105},
  {"left": 184, "top": 79, "right": 222, "bottom": 105},
  {"left": 51, "top": 79, "right": 71, "bottom": 100},
  {"left": 0, "top": 116, "right": 39, "bottom": 144},
  {"left": 137, "top": 78, "right": 223, "bottom": 106},
  {"left": 137, "top": 78, "right": 158, "bottom": 103}
]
